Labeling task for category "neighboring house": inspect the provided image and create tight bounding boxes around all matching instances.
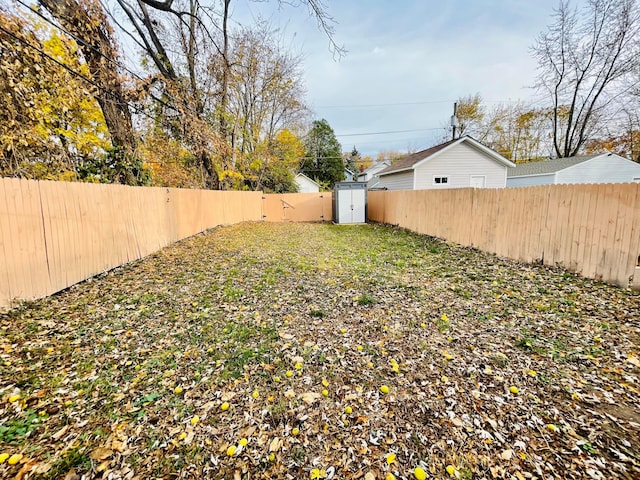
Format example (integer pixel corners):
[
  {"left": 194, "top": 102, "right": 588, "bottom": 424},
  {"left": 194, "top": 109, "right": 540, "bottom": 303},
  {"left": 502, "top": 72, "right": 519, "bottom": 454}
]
[
  {"left": 376, "top": 136, "right": 515, "bottom": 190},
  {"left": 294, "top": 173, "right": 320, "bottom": 193},
  {"left": 357, "top": 161, "right": 391, "bottom": 188},
  {"left": 506, "top": 152, "right": 640, "bottom": 187},
  {"left": 344, "top": 169, "right": 356, "bottom": 182}
]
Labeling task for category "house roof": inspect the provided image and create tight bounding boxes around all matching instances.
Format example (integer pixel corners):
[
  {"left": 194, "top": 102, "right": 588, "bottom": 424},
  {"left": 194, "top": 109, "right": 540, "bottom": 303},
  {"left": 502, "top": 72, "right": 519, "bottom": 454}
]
[
  {"left": 507, "top": 154, "right": 604, "bottom": 177},
  {"left": 358, "top": 161, "right": 391, "bottom": 177},
  {"left": 294, "top": 172, "right": 320, "bottom": 186},
  {"left": 378, "top": 136, "right": 515, "bottom": 176}
]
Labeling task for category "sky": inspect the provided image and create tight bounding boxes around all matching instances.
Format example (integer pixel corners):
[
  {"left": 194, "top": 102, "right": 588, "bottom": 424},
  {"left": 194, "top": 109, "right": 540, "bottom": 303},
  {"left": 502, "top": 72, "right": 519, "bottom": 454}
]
[{"left": 232, "top": 0, "right": 566, "bottom": 158}]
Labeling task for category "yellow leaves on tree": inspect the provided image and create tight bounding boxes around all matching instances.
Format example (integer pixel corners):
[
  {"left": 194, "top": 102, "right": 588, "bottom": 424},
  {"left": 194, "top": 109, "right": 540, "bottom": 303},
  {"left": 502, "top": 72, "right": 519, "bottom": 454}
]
[
  {"left": 138, "top": 130, "right": 204, "bottom": 189},
  {"left": 237, "top": 128, "right": 305, "bottom": 192},
  {"left": 0, "top": 12, "right": 109, "bottom": 179}
]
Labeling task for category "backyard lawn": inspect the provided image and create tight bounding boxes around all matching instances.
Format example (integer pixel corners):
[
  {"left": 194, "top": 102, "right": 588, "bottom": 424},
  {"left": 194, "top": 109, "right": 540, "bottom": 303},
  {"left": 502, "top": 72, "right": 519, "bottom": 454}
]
[{"left": 1, "top": 222, "right": 639, "bottom": 480}]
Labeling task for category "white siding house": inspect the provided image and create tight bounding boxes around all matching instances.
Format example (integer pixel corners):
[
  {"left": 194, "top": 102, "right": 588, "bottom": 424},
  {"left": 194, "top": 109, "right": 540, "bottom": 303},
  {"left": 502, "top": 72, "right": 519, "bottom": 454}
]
[
  {"left": 376, "top": 170, "right": 414, "bottom": 190},
  {"left": 376, "top": 136, "right": 515, "bottom": 190},
  {"left": 507, "top": 153, "right": 640, "bottom": 187},
  {"left": 356, "top": 161, "right": 391, "bottom": 188},
  {"left": 294, "top": 173, "right": 320, "bottom": 193}
]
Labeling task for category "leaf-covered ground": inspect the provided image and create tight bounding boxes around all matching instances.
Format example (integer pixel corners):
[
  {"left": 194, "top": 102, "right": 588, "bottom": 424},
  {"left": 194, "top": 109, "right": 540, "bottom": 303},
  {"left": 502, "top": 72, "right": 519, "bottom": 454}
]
[{"left": 1, "top": 222, "right": 639, "bottom": 480}]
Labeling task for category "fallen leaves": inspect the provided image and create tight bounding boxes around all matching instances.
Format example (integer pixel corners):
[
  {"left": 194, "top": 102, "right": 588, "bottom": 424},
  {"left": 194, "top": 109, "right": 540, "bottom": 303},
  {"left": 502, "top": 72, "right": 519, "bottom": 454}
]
[
  {"left": 1, "top": 222, "right": 639, "bottom": 479},
  {"left": 89, "top": 447, "right": 113, "bottom": 462},
  {"left": 300, "top": 392, "right": 322, "bottom": 405}
]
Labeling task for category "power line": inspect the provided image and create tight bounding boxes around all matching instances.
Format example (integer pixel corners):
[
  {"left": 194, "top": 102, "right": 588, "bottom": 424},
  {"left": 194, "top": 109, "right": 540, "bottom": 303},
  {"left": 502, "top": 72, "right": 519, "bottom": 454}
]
[
  {"left": 316, "top": 98, "right": 538, "bottom": 109},
  {"left": 335, "top": 127, "right": 444, "bottom": 137},
  {"left": 0, "top": 23, "right": 170, "bottom": 127},
  {"left": 317, "top": 100, "right": 453, "bottom": 109},
  {"left": 13, "top": 0, "right": 185, "bottom": 116}
]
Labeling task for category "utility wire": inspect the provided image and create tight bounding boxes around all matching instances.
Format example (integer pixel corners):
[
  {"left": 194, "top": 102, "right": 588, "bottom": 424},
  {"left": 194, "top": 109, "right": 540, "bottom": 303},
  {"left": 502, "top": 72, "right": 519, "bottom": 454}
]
[
  {"left": 336, "top": 127, "right": 444, "bottom": 137},
  {"left": 0, "top": 23, "right": 177, "bottom": 128},
  {"left": 317, "top": 98, "right": 536, "bottom": 109},
  {"left": 318, "top": 100, "right": 453, "bottom": 109},
  {"left": 13, "top": 0, "right": 187, "bottom": 116}
]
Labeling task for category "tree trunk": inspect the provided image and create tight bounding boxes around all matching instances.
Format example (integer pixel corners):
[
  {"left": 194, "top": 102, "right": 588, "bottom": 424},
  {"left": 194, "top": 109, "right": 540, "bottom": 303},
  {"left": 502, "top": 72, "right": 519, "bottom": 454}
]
[{"left": 38, "top": 0, "right": 136, "bottom": 156}]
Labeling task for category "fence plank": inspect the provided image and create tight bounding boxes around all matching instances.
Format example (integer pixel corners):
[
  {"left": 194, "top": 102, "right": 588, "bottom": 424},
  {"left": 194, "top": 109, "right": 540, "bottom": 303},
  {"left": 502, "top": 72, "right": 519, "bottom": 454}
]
[
  {"left": 630, "top": 185, "right": 640, "bottom": 289},
  {"left": 0, "top": 179, "right": 12, "bottom": 307},
  {"left": 610, "top": 184, "right": 635, "bottom": 286}
]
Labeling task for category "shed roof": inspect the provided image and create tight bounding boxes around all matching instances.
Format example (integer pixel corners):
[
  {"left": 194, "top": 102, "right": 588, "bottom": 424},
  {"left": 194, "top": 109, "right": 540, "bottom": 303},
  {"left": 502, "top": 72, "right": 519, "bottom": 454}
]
[
  {"left": 507, "top": 154, "right": 603, "bottom": 177},
  {"left": 378, "top": 136, "right": 514, "bottom": 176}
]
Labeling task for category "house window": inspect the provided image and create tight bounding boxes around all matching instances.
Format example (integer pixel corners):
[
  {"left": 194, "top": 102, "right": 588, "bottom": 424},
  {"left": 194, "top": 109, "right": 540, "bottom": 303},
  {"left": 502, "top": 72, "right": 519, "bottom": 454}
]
[{"left": 433, "top": 176, "right": 449, "bottom": 185}]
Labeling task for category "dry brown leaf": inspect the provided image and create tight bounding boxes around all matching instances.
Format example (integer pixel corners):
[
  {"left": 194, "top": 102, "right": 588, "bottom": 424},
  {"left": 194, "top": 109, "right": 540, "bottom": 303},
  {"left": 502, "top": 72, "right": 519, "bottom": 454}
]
[
  {"left": 63, "top": 469, "right": 80, "bottom": 480},
  {"left": 300, "top": 391, "right": 322, "bottom": 405},
  {"left": 51, "top": 425, "right": 69, "bottom": 441},
  {"left": 269, "top": 437, "right": 282, "bottom": 452},
  {"left": 627, "top": 354, "right": 640, "bottom": 367},
  {"left": 89, "top": 448, "right": 114, "bottom": 461},
  {"left": 500, "top": 449, "right": 513, "bottom": 460}
]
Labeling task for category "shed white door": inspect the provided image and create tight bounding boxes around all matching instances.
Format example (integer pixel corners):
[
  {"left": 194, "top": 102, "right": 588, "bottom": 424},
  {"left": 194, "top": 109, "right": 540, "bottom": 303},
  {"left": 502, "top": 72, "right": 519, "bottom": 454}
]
[
  {"left": 338, "top": 188, "right": 366, "bottom": 223},
  {"left": 351, "top": 188, "right": 366, "bottom": 223},
  {"left": 470, "top": 175, "right": 486, "bottom": 188}
]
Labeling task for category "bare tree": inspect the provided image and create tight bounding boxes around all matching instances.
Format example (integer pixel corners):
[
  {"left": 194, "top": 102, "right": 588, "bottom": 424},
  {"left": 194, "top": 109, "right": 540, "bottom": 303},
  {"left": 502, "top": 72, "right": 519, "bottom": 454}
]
[
  {"left": 227, "top": 22, "right": 308, "bottom": 155},
  {"left": 34, "top": 0, "right": 340, "bottom": 187},
  {"left": 532, "top": 0, "right": 640, "bottom": 158}
]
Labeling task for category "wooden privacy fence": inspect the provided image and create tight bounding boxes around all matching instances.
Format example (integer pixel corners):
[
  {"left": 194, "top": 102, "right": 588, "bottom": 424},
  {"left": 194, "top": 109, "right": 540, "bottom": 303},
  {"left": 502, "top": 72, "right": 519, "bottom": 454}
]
[
  {"left": 262, "top": 193, "right": 332, "bottom": 222},
  {"left": 368, "top": 183, "right": 640, "bottom": 289},
  {"left": 4, "top": 179, "right": 638, "bottom": 310},
  {"left": 0, "top": 178, "right": 263, "bottom": 311}
]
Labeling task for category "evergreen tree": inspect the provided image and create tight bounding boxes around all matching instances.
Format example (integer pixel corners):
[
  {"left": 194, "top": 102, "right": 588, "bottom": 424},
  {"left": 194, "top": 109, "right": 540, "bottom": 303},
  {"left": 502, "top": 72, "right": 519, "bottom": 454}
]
[
  {"left": 345, "top": 146, "right": 360, "bottom": 174},
  {"left": 301, "top": 119, "right": 344, "bottom": 188}
]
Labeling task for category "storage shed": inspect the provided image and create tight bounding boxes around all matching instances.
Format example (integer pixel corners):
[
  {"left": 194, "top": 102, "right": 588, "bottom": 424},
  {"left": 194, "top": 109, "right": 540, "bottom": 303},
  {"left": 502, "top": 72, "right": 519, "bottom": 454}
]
[{"left": 333, "top": 182, "right": 367, "bottom": 224}]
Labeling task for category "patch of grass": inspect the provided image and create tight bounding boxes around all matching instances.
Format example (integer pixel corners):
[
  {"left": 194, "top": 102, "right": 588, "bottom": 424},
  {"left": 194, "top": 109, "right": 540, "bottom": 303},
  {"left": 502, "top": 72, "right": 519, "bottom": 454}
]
[
  {"left": 435, "top": 316, "right": 450, "bottom": 332},
  {"left": 357, "top": 293, "right": 376, "bottom": 306},
  {"left": 223, "top": 284, "right": 245, "bottom": 301},
  {"left": 516, "top": 335, "right": 536, "bottom": 351},
  {"left": 579, "top": 442, "right": 597, "bottom": 455},
  {"left": 0, "top": 409, "right": 42, "bottom": 444},
  {"left": 41, "top": 446, "right": 91, "bottom": 480}
]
